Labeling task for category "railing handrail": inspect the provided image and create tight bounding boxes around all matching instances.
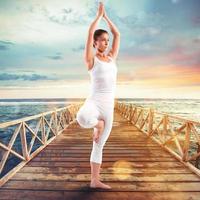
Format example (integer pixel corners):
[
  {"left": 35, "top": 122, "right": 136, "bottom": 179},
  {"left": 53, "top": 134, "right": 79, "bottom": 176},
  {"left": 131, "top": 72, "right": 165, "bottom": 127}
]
[
  {"left": 115, "top": 100, "right": 200, "bottom": 177},
  {"left": 118, "top": 102, "right": 200, "bottom": 125},
  {"left": 0, "top": 103, "right": 82, "bottom": 129},
  {"left": 0, "top": 102, "right": 83, "bottom": 187}
]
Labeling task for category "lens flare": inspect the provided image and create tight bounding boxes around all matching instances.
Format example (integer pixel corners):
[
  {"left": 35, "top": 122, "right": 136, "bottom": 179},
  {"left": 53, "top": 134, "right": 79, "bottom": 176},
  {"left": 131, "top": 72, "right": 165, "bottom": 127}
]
[{"left": 111, "top": 160, "right": 133, "bottom": 180}]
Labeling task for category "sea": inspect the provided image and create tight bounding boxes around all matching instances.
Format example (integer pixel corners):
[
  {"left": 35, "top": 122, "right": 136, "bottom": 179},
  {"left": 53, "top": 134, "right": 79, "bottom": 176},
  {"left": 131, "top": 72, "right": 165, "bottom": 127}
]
[{"left": 0, "top": 98, "right": 199, "bottom": 123}]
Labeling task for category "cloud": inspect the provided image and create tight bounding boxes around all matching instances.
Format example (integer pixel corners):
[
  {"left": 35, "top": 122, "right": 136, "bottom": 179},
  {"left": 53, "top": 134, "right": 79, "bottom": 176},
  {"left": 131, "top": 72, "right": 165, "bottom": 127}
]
[
  {"left": 121, "top": 64, "right": 200, "bottom": 88},
  {"left": 62, "top": 8, "right": 73, "bottom": 14},
  {"left": 166, "top": 44, "right": 200, "bottom": 67},
  {"left": 72, "top": 44, "right": 85, "bottom": 52},
  {"left": 46, "top": 55, "right": 63, "bottom": 60},
  {"left": 36, "top": 4, "right": 89, "bottom": 26},
  {"left": 118, "top": 10, "right": 166, "bottom": 29},
  {"left": 0, "top": 40, "right": 14, "bottom": 51},
  {"left": 171, "top": 0, "right": 181, "bottom": 4},
  {"left": 191, "top": 15, "right": 200, "bottom": 27},
  {"left": 193, "top": 36, "right": 200, "bottom": 44},
  {"left": 47, "top": 11, "right": 88, "bottom": 26},
  {"left": 0, "top": 45, "right": 8, "bottom": 50},
  {"left": 0, "top": 73, "right": 56, "bottom": 81},
  {"left": 46, "top": 52, "right": 63, "bottom": 60}
]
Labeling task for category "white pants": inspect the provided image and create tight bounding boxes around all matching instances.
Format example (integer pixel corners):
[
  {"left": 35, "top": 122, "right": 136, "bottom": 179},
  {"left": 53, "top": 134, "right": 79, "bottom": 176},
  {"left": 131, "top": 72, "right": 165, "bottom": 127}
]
[{"left": 76, "top": 95, "right": 114, "bottom": 164}]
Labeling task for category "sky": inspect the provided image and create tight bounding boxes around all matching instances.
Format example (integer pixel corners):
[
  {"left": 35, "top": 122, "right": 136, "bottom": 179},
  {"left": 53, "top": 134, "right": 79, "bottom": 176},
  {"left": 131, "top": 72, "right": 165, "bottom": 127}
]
[{"left": 0, "top": 0, "right": 200, "bottom": 99}]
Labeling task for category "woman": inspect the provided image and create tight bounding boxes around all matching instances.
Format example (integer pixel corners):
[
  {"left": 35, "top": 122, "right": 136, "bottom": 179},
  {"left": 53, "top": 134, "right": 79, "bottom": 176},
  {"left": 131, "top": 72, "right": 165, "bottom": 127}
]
[{"left": 76, "top": 2, "right": 120, "bottom": 189}]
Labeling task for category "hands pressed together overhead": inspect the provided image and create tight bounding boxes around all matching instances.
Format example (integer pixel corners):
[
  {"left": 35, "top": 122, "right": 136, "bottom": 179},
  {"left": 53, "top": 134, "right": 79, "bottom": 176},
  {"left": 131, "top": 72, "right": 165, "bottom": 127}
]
[
  {"left": 97, "top": 2, "right": 107, "bottom": 18},
  {"left": 96, "top": 2, "right": 120, "bottom": 36}
]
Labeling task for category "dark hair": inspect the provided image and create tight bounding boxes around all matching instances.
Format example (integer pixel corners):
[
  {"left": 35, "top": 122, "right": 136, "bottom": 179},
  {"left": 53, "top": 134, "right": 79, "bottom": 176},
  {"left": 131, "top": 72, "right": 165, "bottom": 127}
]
[{"left": 93, "top": 29, "right": 108, "bottom": 48}]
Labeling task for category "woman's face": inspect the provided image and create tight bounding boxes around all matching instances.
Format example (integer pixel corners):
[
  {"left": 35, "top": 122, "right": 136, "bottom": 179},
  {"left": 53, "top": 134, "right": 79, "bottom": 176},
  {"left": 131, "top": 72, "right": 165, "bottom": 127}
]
[{"left": 94, "top": 33, "right": 109, "bottom": 52}]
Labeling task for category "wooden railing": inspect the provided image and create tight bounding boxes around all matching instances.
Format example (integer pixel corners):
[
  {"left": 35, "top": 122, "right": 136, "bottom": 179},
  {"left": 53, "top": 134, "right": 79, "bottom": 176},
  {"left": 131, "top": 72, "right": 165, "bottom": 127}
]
[
  {"left": 0, "top": 102, "right": 83, "bottom": 187},
  {"left": 115, "top": 101, "right": 200, "bottom": 177}
]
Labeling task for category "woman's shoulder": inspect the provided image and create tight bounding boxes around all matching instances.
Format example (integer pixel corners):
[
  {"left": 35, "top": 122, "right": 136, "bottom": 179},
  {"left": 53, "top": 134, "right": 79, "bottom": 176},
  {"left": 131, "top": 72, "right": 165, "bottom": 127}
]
[
  {"left": 107, "top": 55, "right": 116, "bottom": 63},
  {"left": 107, "top": 52, "right": 117, "bottom": 62}
]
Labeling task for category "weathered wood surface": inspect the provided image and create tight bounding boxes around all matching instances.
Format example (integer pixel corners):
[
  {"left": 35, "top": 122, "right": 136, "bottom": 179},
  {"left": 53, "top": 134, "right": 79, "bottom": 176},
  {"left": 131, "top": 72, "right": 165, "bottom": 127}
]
[{"left": 0, "top": 108, "right": 200, "bottom": 200}]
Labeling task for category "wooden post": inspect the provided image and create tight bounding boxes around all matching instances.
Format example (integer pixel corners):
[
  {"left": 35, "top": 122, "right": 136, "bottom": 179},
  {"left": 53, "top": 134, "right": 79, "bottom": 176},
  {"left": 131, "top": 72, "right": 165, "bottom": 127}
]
[
  {"left": 148, "top": 108, "right": 154, "bottom": 136},
  {"left": 195, "top": 142, "right": 200, "bottom": 169},
  {"left": 182, "top": 122, "right": 191, "bottom": 162},
  {"left": 54, "top": 109, "right": 58, "bottom": 135},
  {"left": 129, "top": 105, "right": 134, "bottom": 122},
  {"left": 134, "top": 109, "right": 142, "bottom": 125},
  {"left": 127, "top": 104, "right": 130, "bottom": 120},
  {"left": 20, "top": 122, "right": 29, "bottom": 160},
  {"left": 41, "top": 115, "right": 46, "bottom": 144},
  {"left": 140, "top": 109, "right": 144, "bottom": 128},
  {"left": 162, "top": 115, "right": 168, "bottom": 142},
  {"left": 132, "top": 107, "right": 137, "bottom": 125}
]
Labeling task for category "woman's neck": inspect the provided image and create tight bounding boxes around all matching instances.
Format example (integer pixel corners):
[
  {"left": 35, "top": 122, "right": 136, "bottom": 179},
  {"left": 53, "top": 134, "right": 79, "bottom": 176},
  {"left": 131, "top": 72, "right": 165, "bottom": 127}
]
[{"left": 96, "top": 51, "right": 106, "bottom": 58}]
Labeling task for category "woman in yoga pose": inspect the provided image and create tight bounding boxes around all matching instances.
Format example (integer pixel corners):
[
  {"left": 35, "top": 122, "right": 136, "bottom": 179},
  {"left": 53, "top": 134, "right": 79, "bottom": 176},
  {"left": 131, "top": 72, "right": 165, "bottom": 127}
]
[{"left": 76, "top": 2, "right": 120, "bottom": 189}]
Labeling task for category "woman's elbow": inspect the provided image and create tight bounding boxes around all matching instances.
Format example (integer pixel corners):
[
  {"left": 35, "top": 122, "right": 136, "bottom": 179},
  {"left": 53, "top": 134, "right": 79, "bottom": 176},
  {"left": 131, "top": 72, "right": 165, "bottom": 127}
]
[
  {"left": 116, "top": 32, "right": 120, "bottom": 36},
  {"left": 113, "top": 31, "right": 120, "bottom": 37}
]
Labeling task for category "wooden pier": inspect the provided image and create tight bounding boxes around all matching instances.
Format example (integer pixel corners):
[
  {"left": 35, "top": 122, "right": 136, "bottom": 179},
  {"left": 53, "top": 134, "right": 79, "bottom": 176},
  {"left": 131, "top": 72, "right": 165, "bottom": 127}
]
[{"left": 0, "top": 101, "right": 200, "bottom": 199}]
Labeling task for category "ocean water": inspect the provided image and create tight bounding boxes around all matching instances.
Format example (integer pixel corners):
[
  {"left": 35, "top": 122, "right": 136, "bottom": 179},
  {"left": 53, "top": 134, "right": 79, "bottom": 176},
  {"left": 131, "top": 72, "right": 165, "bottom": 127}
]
[
  {"left": 0, "top": 98, "right": 199, "bottom": 123},
  {"left": 119, "top": 98, "right": 200, "bottom": 123},
  {"left": 0, "top": 98, "right": 83, "bottom": 123}
]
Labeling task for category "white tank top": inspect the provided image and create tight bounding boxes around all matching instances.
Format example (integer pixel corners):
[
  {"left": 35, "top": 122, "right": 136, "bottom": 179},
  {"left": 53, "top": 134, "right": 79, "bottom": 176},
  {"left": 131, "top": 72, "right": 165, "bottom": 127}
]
[{"left": 87, "top": 55, "right": 118, "bottom": 103}]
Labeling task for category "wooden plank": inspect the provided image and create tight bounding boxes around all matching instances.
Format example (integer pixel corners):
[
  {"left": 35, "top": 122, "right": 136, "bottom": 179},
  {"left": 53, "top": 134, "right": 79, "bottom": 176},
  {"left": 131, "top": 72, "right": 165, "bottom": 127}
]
[
  {"left": 35, "top": 153, "right": 174, "bottom": 158},
  {"left": 46, "top": 143, "right": 160, "bottom": 146},
  {"left": 0, "top": 190, "right": 200, "bottom": 200},
  {"left": 39, "top": 149, "right": 170, "bottom": 153},
  {"left": 43, "top": 146, "right": 162, "bottom": 150},
  {"left": 2, "top": 180, "right": 200, "bottom": 191},
  {"left": 35, "top": 151, "right": 174, "bottom": 156},
  {"left": 0, "top": 190, "right": 64, "bottom": 200},
  {"left": 44, "top": 146, "right": 162, "bottom": 149},
  {"left": 11, "top": 173, "right": 200, "bottom": 182},
  {"left": 27, "top": 161, "right": 186, "bottom": 168},
  {"left": 19, "top": 166, "right": 193, "bottom": 174},
  {"left": 31, "top": 157, "right": 177, "bottom": 161}
]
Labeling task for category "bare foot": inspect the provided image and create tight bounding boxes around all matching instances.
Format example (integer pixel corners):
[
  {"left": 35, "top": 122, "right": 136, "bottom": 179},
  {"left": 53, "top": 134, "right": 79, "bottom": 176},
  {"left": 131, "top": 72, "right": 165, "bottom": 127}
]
[
  {"left": 93, "top": 120, "right": 105, "bottom": 143},
  {"left": 90, "top": 179, "right": 111, "bottom": 189}
]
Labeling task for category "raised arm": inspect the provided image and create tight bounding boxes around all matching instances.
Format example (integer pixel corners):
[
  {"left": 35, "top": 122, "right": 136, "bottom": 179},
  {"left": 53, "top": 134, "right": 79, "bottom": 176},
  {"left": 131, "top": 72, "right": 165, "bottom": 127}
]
[
  {"left": 84, "top": 3, "right": 104, "bottom": 69},
  {"left": 103, "top": 10, "right": 120, "bottom": 60}
]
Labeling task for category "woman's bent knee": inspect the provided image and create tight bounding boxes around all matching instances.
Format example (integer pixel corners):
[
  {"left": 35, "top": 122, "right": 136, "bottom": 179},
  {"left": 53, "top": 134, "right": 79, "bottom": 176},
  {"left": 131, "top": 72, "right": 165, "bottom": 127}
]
[{"left": 76, "top": 110, "right": 98, "bottom": 129}]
